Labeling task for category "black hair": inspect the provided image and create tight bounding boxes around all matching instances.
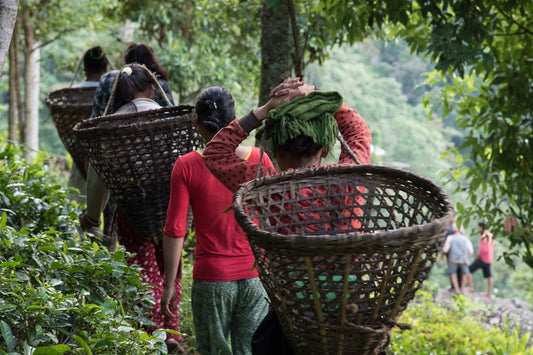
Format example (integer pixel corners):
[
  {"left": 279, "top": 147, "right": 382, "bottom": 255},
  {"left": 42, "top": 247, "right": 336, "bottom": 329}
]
[
  {"left": 195, "top": 86, "right": 235, "bottom": 133},
  {"left": 277, "top": 134, "right": 323, "bottom": 158},
  {"left": 109, "top": 65, "right": 155, "bottom": 113},
  {"left": 124, "top": 43, "right": 169, "bottom": 81},
  {"left": 83, "top": 46, "right": 107, "bottom": 75},
  {"left": 478, "top": 222, "right": 486, "bottom": 230}
]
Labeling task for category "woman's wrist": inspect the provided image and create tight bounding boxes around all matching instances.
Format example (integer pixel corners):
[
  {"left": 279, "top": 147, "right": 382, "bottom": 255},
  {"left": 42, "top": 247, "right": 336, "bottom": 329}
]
[{"left": 253, "top": 105, "right": 270, "bottom": 122}]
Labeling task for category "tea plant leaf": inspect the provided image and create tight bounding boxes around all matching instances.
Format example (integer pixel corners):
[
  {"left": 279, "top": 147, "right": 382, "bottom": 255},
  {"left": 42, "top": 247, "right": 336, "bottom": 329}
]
[
  {"left": 0, "top": 320, "right": 15, "bottom": 352},
  {"left": 72, "top": 335, "right": 92, "bottom": 355}
]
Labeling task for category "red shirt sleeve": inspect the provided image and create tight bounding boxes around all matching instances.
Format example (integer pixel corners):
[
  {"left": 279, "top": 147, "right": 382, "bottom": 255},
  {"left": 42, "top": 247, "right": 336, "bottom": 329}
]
[
  {"left": 203, "top": 120, "right": 279, "bottom": 193},
  {"left": 336, "top": 103, "right": 372, "bottom": 165}
]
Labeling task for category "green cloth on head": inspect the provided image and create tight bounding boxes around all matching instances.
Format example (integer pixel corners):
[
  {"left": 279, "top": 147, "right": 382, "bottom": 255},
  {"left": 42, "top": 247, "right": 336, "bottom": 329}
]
[{"left": 264, "top": 91, "right": 343, "bottom": 152}]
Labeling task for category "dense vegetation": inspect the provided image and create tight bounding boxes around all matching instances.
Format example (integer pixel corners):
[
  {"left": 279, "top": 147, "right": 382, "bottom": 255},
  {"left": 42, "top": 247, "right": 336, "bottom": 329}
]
[{"left": 0, "top": 142, "right": 169, "bottom": 354}]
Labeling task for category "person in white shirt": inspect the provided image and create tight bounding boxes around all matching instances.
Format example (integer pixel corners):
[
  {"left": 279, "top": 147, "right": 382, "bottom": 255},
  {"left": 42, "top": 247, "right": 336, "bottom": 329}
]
[{"left": 442, "top": 225, "right": 474, "bottom": 294}]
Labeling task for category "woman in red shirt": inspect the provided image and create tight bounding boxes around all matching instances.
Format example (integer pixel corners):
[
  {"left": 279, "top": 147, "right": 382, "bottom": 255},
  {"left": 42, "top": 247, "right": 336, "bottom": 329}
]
[{"left": 162, "top": 86, "right": 275, "bottom": 354}]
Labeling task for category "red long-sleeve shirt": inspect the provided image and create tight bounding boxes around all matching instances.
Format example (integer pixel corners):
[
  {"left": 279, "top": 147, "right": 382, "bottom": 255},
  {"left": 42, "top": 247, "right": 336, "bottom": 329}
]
[{"left": 203, "top": 103, "right": 372, "bottom": 193}]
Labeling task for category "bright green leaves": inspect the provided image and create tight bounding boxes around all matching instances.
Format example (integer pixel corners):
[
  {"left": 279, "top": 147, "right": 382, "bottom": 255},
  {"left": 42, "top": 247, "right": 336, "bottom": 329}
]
[{"left": 0, "top": 139, "right": 168, "bottom": 354}]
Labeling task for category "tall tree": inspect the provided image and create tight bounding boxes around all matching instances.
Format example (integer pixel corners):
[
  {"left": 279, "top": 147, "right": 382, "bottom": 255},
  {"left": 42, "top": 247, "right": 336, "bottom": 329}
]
[
  {"left": 258, "top": 0, "right": 290, "bottom": 105},
  {"left": 0, "top": 0, "right": 18, "bottom": 72},
  {"left": 8, "top": 0, "right": 117, "bottom": 160}
]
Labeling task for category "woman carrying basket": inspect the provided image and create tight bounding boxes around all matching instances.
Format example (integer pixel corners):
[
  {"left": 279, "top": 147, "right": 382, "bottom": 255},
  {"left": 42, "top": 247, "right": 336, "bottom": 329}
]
[
  {"left": 80, "top": 64, "right": 185, "bottom": 353},
  {"left": 91, "top": 42, "right": 174, "bottom": 117},
  {"left": 162, "top": 86, "right": 275, "bottom": 355},
  {"left": 202, "top": 78, "right": 371, "bottom": 353},
  {"left": 68, "top": 45, "right": 110, "bottom": 202},
  {"left": 81, "top": 42, "right": 175, "bottom": 244}
]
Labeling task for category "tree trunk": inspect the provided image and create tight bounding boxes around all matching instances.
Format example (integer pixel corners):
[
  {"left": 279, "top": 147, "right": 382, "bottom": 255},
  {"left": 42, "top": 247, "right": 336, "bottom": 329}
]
[
  {"left": 8, "top": 22, "right": 19, "bottom": 141},
  {"left": 258, "top": 0, "right": 291, "bottom": 105},
  {"left": 0, "top": 0, "right": 18, "bottom": 73},
  {"left": 22, "top": 5, "right": 40, "bottom": 161}
]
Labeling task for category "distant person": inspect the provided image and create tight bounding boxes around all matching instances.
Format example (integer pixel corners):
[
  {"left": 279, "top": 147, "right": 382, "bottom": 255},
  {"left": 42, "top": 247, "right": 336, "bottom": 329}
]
[
  {"left": 442, "top": 225, "right": 474, "bottom": 294},
  {"left": 91, "top": 42, "right": 174, "bottom": 118},
  {"left": 80, "top": 64, "right": 184, "bottom": 353},
  {"left": 72, "top": 46, "right": 109, "bottom": 88},
  {"left": 469, "top": 222, "right": 495, "bottom": 297},
  {"left": 69, "top": 46, "right": 110, "bottom": 202},
  {"left": 442, "top": 222, "right": 463, "bottom": 290}
]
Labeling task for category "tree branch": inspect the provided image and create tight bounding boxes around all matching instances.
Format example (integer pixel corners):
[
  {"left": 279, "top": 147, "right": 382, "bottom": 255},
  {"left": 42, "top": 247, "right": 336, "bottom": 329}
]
[
  {"left": 287, "top": 0, "right": 303, "bottom": 78},
  {"left": 494, "top": 4, "right": 533, "bottom": 36},
  {"left": 33, "top": 29, "right": 71, "bottom": 52}
]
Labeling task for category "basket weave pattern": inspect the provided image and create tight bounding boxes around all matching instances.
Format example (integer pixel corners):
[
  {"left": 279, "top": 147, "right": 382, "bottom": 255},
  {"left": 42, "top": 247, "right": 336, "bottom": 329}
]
[
  {"left": 74, "top": 105, "right": 204, "bottom": 243},
  {"left": 233, "top": 165, "right": 454, "bottom": 354},
  {"left": 46, "top": 87, "right": 97, "bottom": 177}
]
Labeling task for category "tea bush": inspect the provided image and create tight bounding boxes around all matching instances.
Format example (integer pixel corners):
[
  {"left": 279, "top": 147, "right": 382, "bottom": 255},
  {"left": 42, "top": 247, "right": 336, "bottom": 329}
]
[
  {"left": 391, "top": 291, "right": 532, "bottom": 354},
  {"left": 0, "top": 142, "right": 168, "bottom": 354}
]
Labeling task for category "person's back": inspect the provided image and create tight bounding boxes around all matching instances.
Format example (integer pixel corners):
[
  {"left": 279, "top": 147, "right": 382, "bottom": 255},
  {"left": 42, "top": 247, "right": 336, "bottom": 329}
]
[
  {"left": 163, "top": 86, "right": 274, "bottom": 354},
  {"left": 167, "top": 148, "right": 271, "bottom": 281},
  {"left": 91, "top": 42, "right": 174, "bottom": 118},
  {"left": 448, "top": 232, "right": 472, "bottom": 264},
  {"left": 72, "top": 46, "right": 108, "bottom": 89}
]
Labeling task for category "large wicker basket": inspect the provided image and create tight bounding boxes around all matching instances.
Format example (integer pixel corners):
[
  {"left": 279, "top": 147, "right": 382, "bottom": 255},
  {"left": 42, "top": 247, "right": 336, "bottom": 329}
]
[
  {"left": 233, "top": 165, "right": 454, "bottom": 354},
  {"left": 73, "top": 105, "right": 204, "bottom": 243},
  {"left": 45, "top": 87, "right": 97, "bottom": 178}
]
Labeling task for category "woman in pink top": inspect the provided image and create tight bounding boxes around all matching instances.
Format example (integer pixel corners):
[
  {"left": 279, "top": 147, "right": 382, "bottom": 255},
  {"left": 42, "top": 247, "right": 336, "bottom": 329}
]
[
  {"left": 469, "top": 222, "right": 495, "bottom": 297},
  {"left": 162, "top": 86, "right": 274, "bottom": 354}
]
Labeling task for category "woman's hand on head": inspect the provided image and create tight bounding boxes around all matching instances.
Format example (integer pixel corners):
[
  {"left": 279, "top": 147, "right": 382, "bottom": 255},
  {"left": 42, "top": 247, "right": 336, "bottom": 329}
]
[
  {"left": 269, "top": 77, "right": 315, "bottom": 98},
  {"left": 253, "top": 77, "right": 317, "bottom": 121}
]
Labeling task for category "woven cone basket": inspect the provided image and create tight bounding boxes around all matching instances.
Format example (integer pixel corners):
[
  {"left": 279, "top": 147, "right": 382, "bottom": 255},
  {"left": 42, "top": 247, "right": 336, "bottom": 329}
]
[
  {"left": 45, "top": 87, "right": 97, "bottom": 178},
  {"left": 233, "top": 165, "right": 454, "bottom": 354},
  {"left": 74, "top": 105, "right": 204, "bottom": 243}
]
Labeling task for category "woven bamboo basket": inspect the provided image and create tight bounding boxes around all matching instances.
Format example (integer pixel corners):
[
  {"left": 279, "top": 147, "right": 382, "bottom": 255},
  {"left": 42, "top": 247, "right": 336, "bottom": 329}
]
[
  {"left": 73, "top": 105, "right": 204, "bottom": 243},
  {"left": 45, "top": 87, "right": 97, "bottom": 178},
  {"left": 233, "top": 165, "right": 454, "bottom": 355}
]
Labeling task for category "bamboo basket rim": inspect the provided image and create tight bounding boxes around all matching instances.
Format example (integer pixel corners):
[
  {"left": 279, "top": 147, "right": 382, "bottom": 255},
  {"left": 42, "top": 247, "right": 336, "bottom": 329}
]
[{"left": 233, "top": 164, "right": 454, "bottom": 251}]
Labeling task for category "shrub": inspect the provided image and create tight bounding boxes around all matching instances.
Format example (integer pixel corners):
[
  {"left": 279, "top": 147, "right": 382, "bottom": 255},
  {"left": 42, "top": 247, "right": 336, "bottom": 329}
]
[
  {"left": 0, "top": 141, "right": 167, "bottom": 354},
  {"left": 390, "top": 291, "right": 532, "bottom": 354}
]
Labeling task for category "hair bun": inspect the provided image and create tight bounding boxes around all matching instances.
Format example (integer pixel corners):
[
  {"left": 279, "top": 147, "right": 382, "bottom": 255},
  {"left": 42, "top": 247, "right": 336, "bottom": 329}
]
[{"left": 89, "top": 46, "right": 104, "bottom": 60}]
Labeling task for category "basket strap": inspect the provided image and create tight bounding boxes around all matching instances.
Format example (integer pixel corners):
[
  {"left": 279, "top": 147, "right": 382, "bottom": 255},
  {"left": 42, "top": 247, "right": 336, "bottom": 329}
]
[
  {"left": 337, "top": 131, "right": 361, "bottom": 166},
  {"left": 151, "top": 76, "right": 173, "bottom": 107},
  {"left": 69, "top": 56, "right": 84, "bottom": 88},
  {"left": 103, "top": 72, "right": 121, "bottom": 116},
  {"left": 256, "top": 126, "right": 268, "bottom": 179}
]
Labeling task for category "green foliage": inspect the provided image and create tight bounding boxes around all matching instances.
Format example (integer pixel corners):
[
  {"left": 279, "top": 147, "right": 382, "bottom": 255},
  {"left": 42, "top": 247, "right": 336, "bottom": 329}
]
[
  {"left": 408, "top": 2, "right": 533, "bottom": 268},
  {"left": 114, "top": 0, "right": 262, "bottom": 108},
  {"left": 0, "top": 140, "right": 169, "bottom": 354},
  {"left": 390, "top": 291, "right": 532, "bottom": 354}
]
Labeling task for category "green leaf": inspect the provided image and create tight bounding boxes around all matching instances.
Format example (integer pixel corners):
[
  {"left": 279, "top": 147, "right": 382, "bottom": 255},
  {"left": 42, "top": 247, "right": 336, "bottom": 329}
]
[
  {"left": 72, "top": 335, "right": 92, "bottom": 355},
  {"left": 0, "top": 321, "right": 15, "bottom": 352}
]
